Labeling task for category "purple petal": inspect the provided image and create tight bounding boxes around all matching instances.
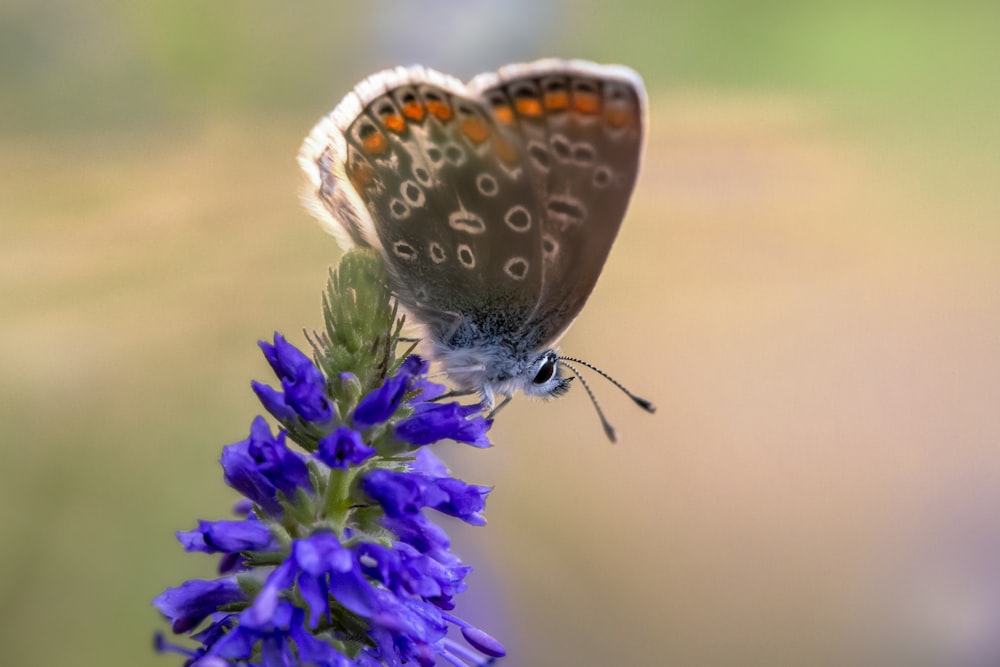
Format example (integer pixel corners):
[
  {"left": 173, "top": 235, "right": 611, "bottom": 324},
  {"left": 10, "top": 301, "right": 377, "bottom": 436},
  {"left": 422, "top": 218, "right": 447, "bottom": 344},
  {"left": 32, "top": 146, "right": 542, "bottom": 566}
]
[
  {"left": 251, "top": 381, "right": 297, "bottom": 421},
  {"left": 292, "top": 532, "right": 353, "bottom": 574},
  {"left": 461, "top": 626, "right": 506, "bottom": 658},
  {"left": 243, "top": 559, "right": 297, "bottom": 628},
  {"left": 354, "top": 375, "right": 409, "bottom": 428},
  {"left": 426, "top": 477, "right": 492, "bottom": 526},
  {"left": 259, "top": 333, "right": 312, "bottom": 382},
  {"left": 394, "top": 403, "right": 492, "bottom": 447},
  {"left": 153, "top": 578, "right": 245, "bottom": 634},
  {"left": 222, "top": 417, "right": 310, "bottom": 516},
  {"left": 178, "top": 520, "right": 277, "bottom": 553},
  {"left": 316, "top": 426, "right": 376, "bottom": 469},
  {"left": 410, "top": 448, "right": 450, "bottom": 478},
  {"left": 362, "top": 469, "right": 427, "bottom": 518},
  {"left": 297, "top": 570, "right": 330, "bottom": 629},
  {"left": 328, "top": 565, "right": 378, "bottom": 617},
  {"left": 289, "top": 606, "right": 352, "bottom": 665},
  {"left": 282, "top": 366, "right": 332, "bottom": 423}
]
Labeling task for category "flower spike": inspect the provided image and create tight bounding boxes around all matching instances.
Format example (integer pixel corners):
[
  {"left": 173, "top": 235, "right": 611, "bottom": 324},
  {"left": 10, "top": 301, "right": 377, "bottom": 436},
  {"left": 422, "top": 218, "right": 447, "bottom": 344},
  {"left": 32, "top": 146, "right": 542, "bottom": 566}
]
[{"left": 154, "top": 250, "right": 504, "bottom": 666}]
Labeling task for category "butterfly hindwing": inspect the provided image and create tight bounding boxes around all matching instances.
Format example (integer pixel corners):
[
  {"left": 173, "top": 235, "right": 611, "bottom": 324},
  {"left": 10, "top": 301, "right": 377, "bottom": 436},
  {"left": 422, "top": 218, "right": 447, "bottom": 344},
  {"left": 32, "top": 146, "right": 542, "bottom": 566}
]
[{"left": 471, "top": 61, "right": 645, "bottom": 348}]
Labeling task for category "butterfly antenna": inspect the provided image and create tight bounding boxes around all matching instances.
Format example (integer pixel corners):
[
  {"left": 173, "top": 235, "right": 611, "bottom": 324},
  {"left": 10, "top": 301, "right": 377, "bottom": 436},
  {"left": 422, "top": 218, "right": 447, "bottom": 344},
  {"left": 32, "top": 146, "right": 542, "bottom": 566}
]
[
  {"left": 559, "top": 356, "right": 656, "bottom": 413},
  {"left": 560, "top": 361, "right": 617, "bottom": 443}
]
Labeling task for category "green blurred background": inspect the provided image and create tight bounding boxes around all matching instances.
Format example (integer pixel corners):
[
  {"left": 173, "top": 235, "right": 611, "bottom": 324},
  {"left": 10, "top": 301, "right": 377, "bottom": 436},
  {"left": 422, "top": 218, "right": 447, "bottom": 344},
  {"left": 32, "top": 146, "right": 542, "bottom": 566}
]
[{"left": 3, "top": 1, "right": 1000, "bottom": 665}]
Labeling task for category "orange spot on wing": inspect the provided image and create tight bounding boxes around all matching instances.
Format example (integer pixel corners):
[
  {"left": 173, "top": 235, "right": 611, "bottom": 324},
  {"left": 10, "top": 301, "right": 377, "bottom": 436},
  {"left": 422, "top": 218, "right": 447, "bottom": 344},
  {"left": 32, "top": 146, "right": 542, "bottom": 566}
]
[
  {"left": 347, "top": 161, "right": 375, "bottom": 191},
  {"left": 572, "top": 92, "right": 600, "bottom": 114},
  {"left": 362, "top": 132, "right": 388, "bottom": 155},
  {"left": 492, "top": 135, "right": 519, "bottom": 164},
  {"left": 515, "top": 97, "right": 543, "bottom": 117},
  {"left": 604, "top": 107, "right": 632, "bottom": 128},
  {"left": 427, "top": 100, "right": 452, "bottom": 121},
  {"left": 383, "top": 114, "right": 406, "bottom": 133},
  {"left": 461, "top": 117, "right": 491, "bottom": 143},
  {"left": 382, "top": 113, "right": 406, "bottom": 134},
  {"left": 544, "top": 90, "right": 569, "bottom": 110},
  {"left": 493, "top": 105, "right": 514, "bottom": 125},
  {"left": 402, "top": 101, "right": 425, "bottom": 121}
]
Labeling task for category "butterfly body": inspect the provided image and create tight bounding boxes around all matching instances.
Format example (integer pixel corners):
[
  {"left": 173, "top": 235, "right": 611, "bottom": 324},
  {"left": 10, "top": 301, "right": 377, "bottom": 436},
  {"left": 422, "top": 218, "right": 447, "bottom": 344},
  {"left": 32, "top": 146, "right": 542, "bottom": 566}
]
[{"left": 300, "top": 59, "right": 645, "bottom": 410}]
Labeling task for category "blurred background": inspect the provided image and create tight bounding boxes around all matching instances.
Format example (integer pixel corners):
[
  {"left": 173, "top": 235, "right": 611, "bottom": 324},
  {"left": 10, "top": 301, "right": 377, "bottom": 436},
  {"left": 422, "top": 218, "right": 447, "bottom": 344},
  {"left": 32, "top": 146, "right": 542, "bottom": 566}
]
[{"left": 2, "top": 1, "right": 999, "bottom": 665}]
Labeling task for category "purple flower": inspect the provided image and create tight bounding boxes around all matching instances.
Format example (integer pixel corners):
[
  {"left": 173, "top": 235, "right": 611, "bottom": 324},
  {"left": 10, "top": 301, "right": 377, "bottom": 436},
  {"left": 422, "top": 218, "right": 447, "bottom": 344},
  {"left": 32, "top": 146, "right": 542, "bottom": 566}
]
[
  {"left": 153, "top": 578, "right": 246, "bottom": 634},
  {"left": 259, "top": 332, "right": 313, "bottom": 383},
  {"left": 449, "top": 616, "right": 507, "bottom": 659},
  {"left": 395, "top": 402, "right": 493, "bottom": 448},
  {"left": 221, "top": 416, "right": 310, "bottom": 515},
  {"left": 250, "top": 381, "right": 297, "bottom": 421},
  {"left": 360, "top": 468, "right": 425, "bottom": 518},
  {"left": 316, "top": 426, "right": 376, "bottom": 469},
  {"left": 177, "top": 519, "right": 277, "bottom": 554},
  {"left": 411, "top": 375, "right": 447, "bottom": 403},
  {"left": 353, "top": 356, "right": 425, "bottom": 428},
  {"left": 356, "top": 541, "right": 470, "bottom": 602},
  {"left": 382, "top": 513, "right": 459, "bottom": 565},
  {"left": 244, "top": 532, "right": 377, "bottom": 629},
  {"left": 365, "top": 587, "right": 448, "bottom": 656},
  {"left": 155, "top": 328, "right": 503, "bottom": 666},
  {"left": 212, "top": 601, "right": 352, "bottom": 667},
  {"left": 363, "top": 469, "right": 491, "bottom": 525},
  {"left": 428, "top": 476, "right": 492, "bottom": 526},
  {"left": 257, "top": 333, "right": 332, "bottom": 423},
  {"left": 410, "top": 447, "right": 451, "bottom": 477}
]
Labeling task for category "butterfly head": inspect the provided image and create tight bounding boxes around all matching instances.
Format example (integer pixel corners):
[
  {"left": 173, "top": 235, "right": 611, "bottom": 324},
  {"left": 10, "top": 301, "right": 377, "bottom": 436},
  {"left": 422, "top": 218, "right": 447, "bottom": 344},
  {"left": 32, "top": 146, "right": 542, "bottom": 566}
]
[
  {"left": 522, "top": 349, "right": 572, "bottom": 399},
  {"left": 433, "top": 342, "right": 572, "bottom": 410}
]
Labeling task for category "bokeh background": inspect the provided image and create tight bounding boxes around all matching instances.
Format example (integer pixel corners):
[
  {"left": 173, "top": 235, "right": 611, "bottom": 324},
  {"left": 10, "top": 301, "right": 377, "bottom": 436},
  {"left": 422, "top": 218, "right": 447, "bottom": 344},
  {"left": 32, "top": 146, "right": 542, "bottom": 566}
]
[{"left": 3, "top": 1, "right": 1000, "bottom": 665}]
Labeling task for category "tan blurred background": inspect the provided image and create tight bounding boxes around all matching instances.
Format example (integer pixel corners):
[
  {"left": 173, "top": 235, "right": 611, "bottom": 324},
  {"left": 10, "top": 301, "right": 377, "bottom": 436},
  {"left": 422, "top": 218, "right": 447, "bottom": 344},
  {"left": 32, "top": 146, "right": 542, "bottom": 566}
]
[{"left": 2, "top": 1, "right": 1000, "bottom": 665}]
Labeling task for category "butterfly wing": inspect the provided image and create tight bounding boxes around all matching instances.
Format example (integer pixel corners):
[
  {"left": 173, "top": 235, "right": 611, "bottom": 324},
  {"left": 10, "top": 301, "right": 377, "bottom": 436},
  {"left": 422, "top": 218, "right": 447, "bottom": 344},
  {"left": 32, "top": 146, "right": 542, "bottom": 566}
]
[
  {"left": 299, "top": 66, "right": 547, "bottom": 344},
  {"left": 469, "top": 60, "right": 646, "bottom": 348},
  {"left": 300, "top": 60, "right": 645, "bottom": 355}
]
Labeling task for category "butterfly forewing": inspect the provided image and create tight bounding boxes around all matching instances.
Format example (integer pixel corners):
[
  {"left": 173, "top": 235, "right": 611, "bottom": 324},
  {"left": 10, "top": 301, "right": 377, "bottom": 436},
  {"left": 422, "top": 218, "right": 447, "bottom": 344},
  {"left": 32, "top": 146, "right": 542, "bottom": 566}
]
[{"left": 334, "top": 71, "right": 546, "bottom": 344}]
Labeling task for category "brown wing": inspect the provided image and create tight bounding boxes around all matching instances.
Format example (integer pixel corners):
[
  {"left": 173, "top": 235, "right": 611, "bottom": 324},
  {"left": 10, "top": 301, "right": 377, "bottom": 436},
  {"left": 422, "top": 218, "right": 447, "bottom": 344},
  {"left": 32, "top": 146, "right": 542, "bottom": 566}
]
[{"left": 470, "top": 60, "right": 646, "bottom": 349}]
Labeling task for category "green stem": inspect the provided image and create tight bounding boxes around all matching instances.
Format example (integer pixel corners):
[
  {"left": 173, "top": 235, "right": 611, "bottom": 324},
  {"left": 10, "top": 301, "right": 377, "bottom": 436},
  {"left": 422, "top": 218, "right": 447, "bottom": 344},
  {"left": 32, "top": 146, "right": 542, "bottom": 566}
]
[{"left": 323, "top": 466, "right": 359, "bottom": 533}]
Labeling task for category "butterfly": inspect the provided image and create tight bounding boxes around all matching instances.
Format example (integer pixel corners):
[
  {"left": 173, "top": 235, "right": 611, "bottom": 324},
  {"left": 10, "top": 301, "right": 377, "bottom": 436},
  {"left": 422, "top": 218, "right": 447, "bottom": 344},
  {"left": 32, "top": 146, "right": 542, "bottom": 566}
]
[{"left": 298, "top": 59, "right": 653, "bottom": 439}]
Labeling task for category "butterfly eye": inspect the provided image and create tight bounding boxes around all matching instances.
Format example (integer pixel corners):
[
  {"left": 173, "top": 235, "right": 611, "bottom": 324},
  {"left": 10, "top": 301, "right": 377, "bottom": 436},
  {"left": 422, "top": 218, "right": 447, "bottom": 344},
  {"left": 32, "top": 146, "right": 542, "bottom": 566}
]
[{"left": 532, "top": 357, "right": 557, "bottom": 385}]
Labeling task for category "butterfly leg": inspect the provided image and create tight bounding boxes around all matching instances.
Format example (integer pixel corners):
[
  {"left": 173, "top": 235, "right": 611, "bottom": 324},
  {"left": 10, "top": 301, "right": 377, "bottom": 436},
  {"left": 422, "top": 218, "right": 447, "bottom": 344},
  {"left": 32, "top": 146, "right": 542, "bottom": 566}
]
[
  {"left": 431, "top": 389, "right": 478, "bottom": 402},
  {"left": 486, "top": 395, "right": 512, "bottom": 420}
]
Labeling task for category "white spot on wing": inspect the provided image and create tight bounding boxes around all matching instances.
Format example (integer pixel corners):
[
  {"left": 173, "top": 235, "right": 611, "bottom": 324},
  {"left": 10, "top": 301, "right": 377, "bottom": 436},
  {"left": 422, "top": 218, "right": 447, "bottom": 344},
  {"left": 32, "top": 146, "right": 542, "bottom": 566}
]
[
  {"left": 527, "top": 140, "right": 551, "bottom": 172},
  {"left": 389, "top": 198, "right": 410, "bottom": 220},
  {"left": 393, "top": 240, "right": 417, "bottom": 261},
  {"left": 426, "top": 146, "right": 445, "bottom": 165},
  {"left": 572, "top": 141, "right": 596, "bottom": 165},
  {"left": 542, "top": 234, "right": 559, "bottom": 259},
  {"left": 592, "top": 165, "right": 614, "bottom": 188},
  {"left": 476, "top": 173, "right": 499, "bottom": 197},
  {"left": 449, "top": 209, "right": 486, "bottom": 234},
  {"left": 444, "top": 142, "right": 466, "bottom": 166},
  {"left": 550, "top": 134, "right": 572, "bottom": 162},
  {"left": 546, "top": 194, "right": 587, "bottom": 225},
  {"left": 503, "top": 256, "right": 529, "bottom": 281},
  {"left": 504, "top": 205, "right": 532, "bottom": 232},
  {"left": 457, "top": 243, "right": 476, "bottom": 268},
  {"left": 412, "top": 165, "right": 433, "bottom": 186},
  {"left": 400, "top": 180, "right": 425, "bottom": 207}
]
